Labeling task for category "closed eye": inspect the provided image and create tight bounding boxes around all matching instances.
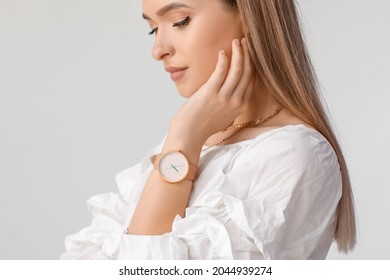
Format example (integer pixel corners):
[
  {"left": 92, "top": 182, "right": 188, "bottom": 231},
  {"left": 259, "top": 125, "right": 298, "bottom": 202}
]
[
  {"left": 172, "top": 16, "right": 191, "bottom": 28},
  {"left": 148, "top": 16, "right": 191, "bottom": 36},
  {"left": 148, "top": 27, "right": 158, "bottom": 35}
]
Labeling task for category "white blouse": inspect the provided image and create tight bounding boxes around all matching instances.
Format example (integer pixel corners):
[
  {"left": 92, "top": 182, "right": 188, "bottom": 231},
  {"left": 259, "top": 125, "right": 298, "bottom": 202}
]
[{"left": 60, "top": 124, "right": 342, "bottom": 260}]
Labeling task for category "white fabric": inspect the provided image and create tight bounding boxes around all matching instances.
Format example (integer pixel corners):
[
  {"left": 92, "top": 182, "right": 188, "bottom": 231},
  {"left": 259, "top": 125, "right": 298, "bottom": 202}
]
[{"left": 60, "top": 124, "right": 342, "bottom": 260}]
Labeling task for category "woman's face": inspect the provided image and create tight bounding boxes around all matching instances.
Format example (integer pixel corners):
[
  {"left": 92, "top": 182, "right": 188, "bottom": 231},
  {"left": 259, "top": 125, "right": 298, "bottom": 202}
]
[{"left": 142, "top": 0, "right": 244, "bottom": 97}]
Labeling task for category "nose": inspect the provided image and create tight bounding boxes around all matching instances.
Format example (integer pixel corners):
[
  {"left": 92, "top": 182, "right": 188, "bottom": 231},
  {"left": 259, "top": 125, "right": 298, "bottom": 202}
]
[{"left": 151, "top": 32, "right": 174, "bottom": 61}]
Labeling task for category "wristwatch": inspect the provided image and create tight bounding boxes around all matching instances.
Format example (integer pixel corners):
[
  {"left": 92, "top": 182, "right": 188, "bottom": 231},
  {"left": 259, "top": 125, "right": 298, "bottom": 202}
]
[{"left": 150, "top": 151, "right": 197, "bottom": 183}]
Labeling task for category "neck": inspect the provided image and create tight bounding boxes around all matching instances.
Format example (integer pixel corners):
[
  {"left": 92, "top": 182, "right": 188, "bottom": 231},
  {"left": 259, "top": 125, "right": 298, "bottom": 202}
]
[
  {"left": 205, "top": 78, "right": 279, "bottom": 146},
  {"left": 234, "top": 79, "right": 277, "bottom": 125}
]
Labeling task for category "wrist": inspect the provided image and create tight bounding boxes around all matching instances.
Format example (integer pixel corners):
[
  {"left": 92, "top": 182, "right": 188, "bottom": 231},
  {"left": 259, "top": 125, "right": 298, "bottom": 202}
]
[
  {"left": 162, "top": 132, "right": 203, "bottom": 166},
  {"left": 168, "top": 118, "right": 209, "bottom": 143}
]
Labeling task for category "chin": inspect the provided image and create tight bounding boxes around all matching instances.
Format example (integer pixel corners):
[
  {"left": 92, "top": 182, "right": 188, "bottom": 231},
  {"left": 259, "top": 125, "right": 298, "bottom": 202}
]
[
  {"left": 176, "top": 77, "right": 207, "bottom": 98},
  {"left": 175, "top": 83, "right": 200, "bottom": 98},
  {"left": 177, "top": 89, "right": 194, "bottom": 98}
]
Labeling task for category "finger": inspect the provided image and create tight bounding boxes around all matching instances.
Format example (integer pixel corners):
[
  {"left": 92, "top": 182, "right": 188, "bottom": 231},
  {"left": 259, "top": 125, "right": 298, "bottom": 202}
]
[
  {"left": 243, "top": 75, "right": 255, "bottom": 105},
  {"left": 219, "top": 39, "right": 244, "bottom": 97},
  {"left": 204, "top": 50, "right": 229, "bottom": 91},
  {"left": 231, "top": 37, "right": 253, "bottom": 103}
]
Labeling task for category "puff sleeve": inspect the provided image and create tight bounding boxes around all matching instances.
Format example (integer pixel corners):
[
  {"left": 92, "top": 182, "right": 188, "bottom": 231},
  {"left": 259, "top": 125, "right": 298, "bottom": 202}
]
[
  {"left": 60, "top": 143, "right": 162, "bottom": 260},
  {"left": 117, "top": 126, "right": 342, "bottom": 259}
]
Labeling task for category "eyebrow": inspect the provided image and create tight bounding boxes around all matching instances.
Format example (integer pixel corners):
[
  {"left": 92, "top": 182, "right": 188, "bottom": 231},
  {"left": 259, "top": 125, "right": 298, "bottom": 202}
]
[{"left": 142, "top": 2, "right": 192, "bottom": 20}]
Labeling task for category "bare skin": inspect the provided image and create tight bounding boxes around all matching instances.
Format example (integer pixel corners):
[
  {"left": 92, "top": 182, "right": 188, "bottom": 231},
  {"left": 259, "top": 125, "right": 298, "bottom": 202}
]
[{"left": 127, "top": 0, "right": 307, "bottom": 235}]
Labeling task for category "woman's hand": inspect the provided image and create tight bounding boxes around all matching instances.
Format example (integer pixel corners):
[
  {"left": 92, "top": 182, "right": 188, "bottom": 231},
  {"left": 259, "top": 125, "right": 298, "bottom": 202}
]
[
  {"left": 168, "top": 38, "right": 254, "bottom": 148},
  {"left": 128, "top": 40, "right": 254, "bottom": 236}
]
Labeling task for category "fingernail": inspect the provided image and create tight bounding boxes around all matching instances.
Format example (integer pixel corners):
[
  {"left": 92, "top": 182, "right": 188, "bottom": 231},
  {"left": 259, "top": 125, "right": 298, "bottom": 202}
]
[
  {"left": 242, "top": 38, "right": 246, "bottom": 45},
  {"left": 234, "top": 39, "right": 240, "bottom": 46}
]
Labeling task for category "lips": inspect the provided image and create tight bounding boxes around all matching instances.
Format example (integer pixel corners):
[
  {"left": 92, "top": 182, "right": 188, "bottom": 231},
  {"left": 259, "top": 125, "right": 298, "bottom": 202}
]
[{"left": 165, "top": 66, "right": 188, "bottom": 82}]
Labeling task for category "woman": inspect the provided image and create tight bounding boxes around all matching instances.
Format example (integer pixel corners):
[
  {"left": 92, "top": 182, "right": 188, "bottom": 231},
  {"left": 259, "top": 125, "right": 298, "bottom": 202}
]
[{"left": 61, "top": 0, "right": 356, "bottom": 259}]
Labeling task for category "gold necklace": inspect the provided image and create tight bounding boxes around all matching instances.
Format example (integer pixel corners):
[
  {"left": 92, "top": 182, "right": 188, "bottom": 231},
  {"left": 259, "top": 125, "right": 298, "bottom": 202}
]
[{"left": 203, "top": 106, "right": 282, "bottom": 151}]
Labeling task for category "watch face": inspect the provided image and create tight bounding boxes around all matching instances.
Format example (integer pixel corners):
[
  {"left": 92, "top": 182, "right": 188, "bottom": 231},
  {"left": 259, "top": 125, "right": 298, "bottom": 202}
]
[{"left": 158, "top": 151, "right": 189, "bottom": 183}]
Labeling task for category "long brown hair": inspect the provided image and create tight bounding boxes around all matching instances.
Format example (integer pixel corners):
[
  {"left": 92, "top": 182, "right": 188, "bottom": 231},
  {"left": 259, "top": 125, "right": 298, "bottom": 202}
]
[{"left": 222, "top": 0, "right": 356, "bottom": 252}]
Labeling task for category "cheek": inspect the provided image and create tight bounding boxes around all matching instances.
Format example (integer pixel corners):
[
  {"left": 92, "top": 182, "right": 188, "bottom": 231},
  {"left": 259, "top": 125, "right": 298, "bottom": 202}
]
[
  {"left": 185, "top": 30, "right": 237, "bottom": 93},
  {"left": 176, "top": 15, "right": 243, "bottom": 97}
]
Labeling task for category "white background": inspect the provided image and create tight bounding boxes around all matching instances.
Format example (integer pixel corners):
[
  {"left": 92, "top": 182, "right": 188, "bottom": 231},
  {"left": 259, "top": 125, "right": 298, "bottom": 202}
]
[{"left": 0, "top": 0, "right": 389, "bottom": 259}]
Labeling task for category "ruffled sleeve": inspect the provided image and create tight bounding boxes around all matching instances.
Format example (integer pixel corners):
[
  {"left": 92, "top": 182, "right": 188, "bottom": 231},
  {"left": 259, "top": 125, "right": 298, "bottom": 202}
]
[
  {"left": 60, "top": 143, "right": 162, "bottom": 260},
  {"left": 62, "top": 125, "right": 342, "bottom": 260},
  {"left": 60, "top": 193, "right": 128, "bottom": 259},
  {"left": 117, "top": 126, "right": 342, "bottom": 260}
]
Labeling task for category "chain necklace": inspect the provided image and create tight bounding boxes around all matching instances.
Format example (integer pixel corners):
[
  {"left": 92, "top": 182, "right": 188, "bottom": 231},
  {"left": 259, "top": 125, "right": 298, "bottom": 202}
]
[{"left": 202, "top": 106, "right": 283, "bottom": 151}]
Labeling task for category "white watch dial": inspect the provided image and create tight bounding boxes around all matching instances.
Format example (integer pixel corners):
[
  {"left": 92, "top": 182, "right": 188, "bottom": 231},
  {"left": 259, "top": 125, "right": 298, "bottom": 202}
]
[{"left": 158, "top": 151, "right": 189, "bottom": 183}]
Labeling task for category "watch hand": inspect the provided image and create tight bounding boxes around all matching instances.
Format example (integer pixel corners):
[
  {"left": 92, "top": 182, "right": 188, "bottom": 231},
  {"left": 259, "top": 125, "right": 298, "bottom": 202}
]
[
  {"left": 171, "top": 164, "right": 179, "bottom": 173},
  {"left": 163, "top": 165, "right": 185, "bottom": 172}
]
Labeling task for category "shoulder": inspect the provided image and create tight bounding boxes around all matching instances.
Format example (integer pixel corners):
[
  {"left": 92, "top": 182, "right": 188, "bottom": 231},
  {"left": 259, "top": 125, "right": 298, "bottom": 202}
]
[
  {"left": 238, "top": 124, "right": 340, "bottom": 174},
  {"left": 230, "top": 125, "right": 342, "bottom": 205}
]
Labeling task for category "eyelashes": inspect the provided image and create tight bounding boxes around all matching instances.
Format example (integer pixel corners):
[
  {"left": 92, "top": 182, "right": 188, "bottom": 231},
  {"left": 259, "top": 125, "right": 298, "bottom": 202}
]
[
  {"left": 148, "top": 16, "right": 191, "bottom": 36},
  {"left": 148, "top": 28, "right": 157, "bottom": 36},
  {"left": 172, "top": 15, "right": 191, "bottom": 28}
]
